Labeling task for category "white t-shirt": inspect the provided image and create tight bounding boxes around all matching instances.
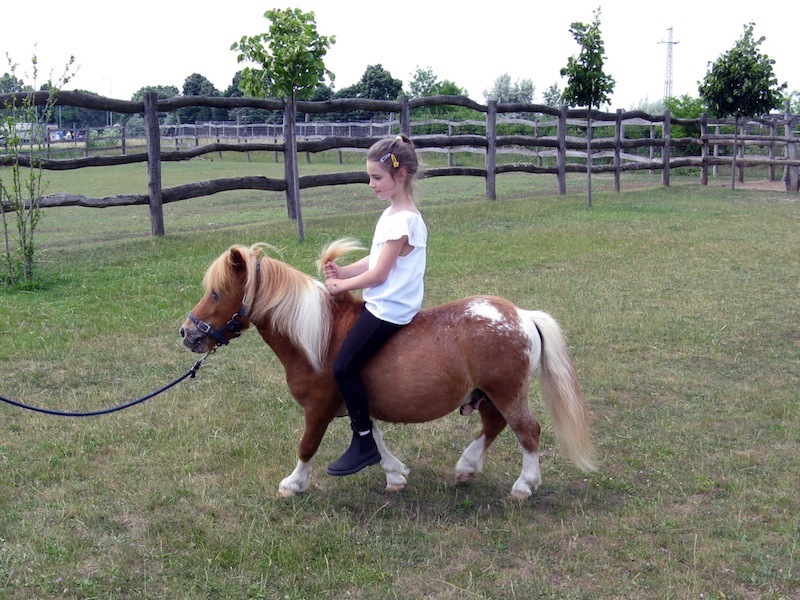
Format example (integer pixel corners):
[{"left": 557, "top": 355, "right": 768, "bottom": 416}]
[{"left": 363, "top": 208, "right": 427, "bottom": 325}]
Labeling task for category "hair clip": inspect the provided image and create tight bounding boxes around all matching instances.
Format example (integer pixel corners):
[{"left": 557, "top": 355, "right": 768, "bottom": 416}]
[{"left": 380, "top": 152, "right": 400, "bottom": 168}]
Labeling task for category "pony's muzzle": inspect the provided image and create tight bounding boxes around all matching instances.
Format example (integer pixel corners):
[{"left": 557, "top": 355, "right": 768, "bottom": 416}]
[{"left": 179, "top": 321, "right": 211, "bottom": 353}]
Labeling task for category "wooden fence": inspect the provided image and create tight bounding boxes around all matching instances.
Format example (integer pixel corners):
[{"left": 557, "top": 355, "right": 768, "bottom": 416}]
[{"left": 1, "top": 91, "right": 798, "bottom": 239}]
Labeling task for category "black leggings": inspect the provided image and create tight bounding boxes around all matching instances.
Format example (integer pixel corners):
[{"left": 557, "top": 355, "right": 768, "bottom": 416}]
[{"left": 333, "top": 307, "right": 403, "bottom": 433}]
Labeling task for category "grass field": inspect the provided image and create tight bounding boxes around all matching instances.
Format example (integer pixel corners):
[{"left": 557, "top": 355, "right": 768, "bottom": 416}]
[{"left": 0, "top": 159, "right": 798, "bottom": 599}]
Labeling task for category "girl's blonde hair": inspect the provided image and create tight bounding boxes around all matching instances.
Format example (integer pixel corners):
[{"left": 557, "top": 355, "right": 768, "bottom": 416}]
[{"left": 367, "top": 134, "right": 421, "bottom": 195}]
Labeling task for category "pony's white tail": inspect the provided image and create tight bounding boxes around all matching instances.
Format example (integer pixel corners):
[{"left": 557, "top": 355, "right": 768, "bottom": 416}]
[{"left": 530, "top": 311, "right": 596, "bottom": 473}]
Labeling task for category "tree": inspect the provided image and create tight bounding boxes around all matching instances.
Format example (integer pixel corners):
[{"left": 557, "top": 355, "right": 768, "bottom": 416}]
[
  {"left": 407, "top": 67, "right": 473, "bottom": 134},
  {"left": 542, "top": 83, "right": 563, "bottom": 108},
  {"left": 698, "top": 22, "right": 787, "bottom": 189},
  {"left": 178, "top": 73, "right": 224, "bottom": 123},
  {"left": 1, "top": 52, "right": 75, "bottom": 287},
  {"left": 231, "top": 8, "right": 335, "bottom": 241},
  {"left": 560, "top": 7, "right": 615, "bottom": 206},
  {"left": 409, "top": 67, "right": 439, "bottom": 99},
  {"left": 0, "top": 70, "right": 25, "bottom": 94},
  {"left": 333, "top": 64, "right": 403, "bottom": 121},
  {"left": 53, "top": 90, "right": 108, "bottom": 129},
  {"left": 664, "top": 94, "right": 706, "bottom": 156},
  {"left": 483, "top": 73, "right": 534, "bottom": 103},
  {"left": 789, "top": 90, "right": 800, "bottom": 114}
]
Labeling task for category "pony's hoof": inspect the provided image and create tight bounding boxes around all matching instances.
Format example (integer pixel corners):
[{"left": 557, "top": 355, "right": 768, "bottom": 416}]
[
  {"left": 510, "top": 489, "right": 532, "bottom": 500},
  {"left": 385, "top": 483, "right": 406, "bottom": 493},
  {"left": 277, "top": 487, "right": 297, "bottom": 498},
  {"left": 456, "top": 471, "right": 475, "bottom": 483}
]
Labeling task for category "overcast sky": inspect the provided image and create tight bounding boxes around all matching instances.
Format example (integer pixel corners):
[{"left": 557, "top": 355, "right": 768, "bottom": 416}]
[{"left": 3, "top": 1, "right": 797, "bottom": 109}]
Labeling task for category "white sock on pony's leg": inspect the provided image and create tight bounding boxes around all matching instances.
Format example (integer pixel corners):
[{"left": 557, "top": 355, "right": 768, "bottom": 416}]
[
  {"left": 456, "top": 434, "right": 486, "bottom": 482},
  {"left": 278, "top": 459, "right": 311, "bottom": 498},
  {"left": 371, "top": 422, "right": 410, "bottom": 492},
  {"left": 511, "top": 449, "right": 541, "bottom": 499}
]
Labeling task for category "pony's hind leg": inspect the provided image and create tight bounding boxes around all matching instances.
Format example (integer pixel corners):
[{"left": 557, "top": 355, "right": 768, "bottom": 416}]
[
  {"left": 511, "top": 448, "right": 541, "bottom": 499},
  {"left": 456, "top": 398, "right": 507, "bottom": 482},
  {"left": 505, "top": 405, "right": 543, "bottom": 499},
  {"left": 372, "top": 422, "right": 410, "bottom": 493}
]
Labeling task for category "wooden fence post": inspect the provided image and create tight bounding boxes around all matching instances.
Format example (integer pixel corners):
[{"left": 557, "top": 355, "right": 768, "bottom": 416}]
[
  {"left": 662, "top": 110, "right": 671, "bottom": 187},
  {"left": 283, "top": 96, "right": 304, "bottom": 241},
  {"left": 557, "top": 105, "right": 567, "bottom": 195},
  {"left": 400, "top": 96, "right": 410, "bottom": 136},
  {"left": 700, "top": 113, "right": 709, "bottom": 186},
  {"left": 143, "top": 92, "right": 164, "bottom": 236},
  {"left": 786, "top": 101, "right": 799, "bottom": 192},
  {"left": 769, "top": 116, "right": 777, "bottom": 181},
  {"left": 485, "top": 100, "right": 497, "bottom": 200},
  {"left": 614, "top": 109, "right": 622, "bottom": 192}
]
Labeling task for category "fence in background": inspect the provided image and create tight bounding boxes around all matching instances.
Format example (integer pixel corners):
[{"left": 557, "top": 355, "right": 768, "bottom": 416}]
[{"left": 2, "top": 91, "right": 798, "bottom": 239}]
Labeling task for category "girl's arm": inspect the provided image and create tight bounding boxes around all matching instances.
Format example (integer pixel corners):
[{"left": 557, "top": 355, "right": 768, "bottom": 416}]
[
  {"left": 326, "top": 255, "right": 370, "bottom": 280},
  {"left": 325, "top": 237, "right": 407, "bottom": 295}
]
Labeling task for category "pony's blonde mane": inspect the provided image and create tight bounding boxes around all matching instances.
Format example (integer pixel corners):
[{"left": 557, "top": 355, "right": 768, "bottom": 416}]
[{"left": 204, "top": 243, "right": 332, "bottom": 372}]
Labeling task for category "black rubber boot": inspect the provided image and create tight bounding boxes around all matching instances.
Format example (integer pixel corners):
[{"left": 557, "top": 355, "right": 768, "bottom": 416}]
[{"left": 326, "top": 430, "right": 381, "bottom": 476}]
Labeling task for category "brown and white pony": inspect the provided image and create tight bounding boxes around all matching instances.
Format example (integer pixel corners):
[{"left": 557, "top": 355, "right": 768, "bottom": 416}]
[{"left": 180, "top": 240, "right": 596, "bottom": 499}]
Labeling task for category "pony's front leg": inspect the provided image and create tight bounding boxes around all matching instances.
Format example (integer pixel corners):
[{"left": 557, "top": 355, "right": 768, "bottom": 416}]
[
  {"left": 372, "top": 422, "right": 410, "bottom": 493},
  {"left": 279, "top": 460, "right": 311, "bottom": 497},
  {"left": 277, "top": 405, "right": 335, "bottom": 497}
]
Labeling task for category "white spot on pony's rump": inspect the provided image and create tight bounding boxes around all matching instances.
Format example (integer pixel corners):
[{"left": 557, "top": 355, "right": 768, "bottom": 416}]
[{"left": 467, "top": 298, "right": 506, "bottom": 325}]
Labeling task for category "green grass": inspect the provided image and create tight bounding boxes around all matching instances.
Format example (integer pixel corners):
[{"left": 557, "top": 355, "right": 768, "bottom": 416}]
[{"left": 0, "top": 159, "right": 798, "bottom": 598}]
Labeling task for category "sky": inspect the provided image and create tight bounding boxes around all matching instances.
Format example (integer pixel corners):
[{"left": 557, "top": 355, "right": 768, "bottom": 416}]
[{"left": 3, "top": 1, "right": 797, "bottom": 110}]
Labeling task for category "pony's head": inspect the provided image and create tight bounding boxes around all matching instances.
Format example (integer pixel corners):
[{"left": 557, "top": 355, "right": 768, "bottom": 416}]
[
  {"left": 180, "top": 244, "right": 262, "bottom": 354},
  {"left": 180, "top": 243, "right": 333, "bottom": 371}
]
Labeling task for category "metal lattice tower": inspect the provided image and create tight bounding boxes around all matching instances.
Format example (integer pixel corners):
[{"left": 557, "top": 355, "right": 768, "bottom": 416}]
[{"left": 658, "top": 27, "right": 680, "bottom": 100}]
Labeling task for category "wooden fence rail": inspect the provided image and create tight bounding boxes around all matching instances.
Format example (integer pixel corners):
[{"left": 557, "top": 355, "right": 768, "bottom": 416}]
[{"left": 1, "top": 91, "right": 798, "bottom": 239}]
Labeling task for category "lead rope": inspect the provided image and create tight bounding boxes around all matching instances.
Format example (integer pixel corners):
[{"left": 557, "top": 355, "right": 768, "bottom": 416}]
[{"left": 0, "top": 348, "right": 215, "bottom": 418}]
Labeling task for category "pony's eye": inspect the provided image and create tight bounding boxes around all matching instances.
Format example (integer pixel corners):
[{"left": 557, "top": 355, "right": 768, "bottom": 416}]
[{"left": 211, "top": 291, "right": 221, "bottom": 302}]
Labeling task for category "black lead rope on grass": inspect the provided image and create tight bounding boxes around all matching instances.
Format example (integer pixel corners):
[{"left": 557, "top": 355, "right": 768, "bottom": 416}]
[{"left": 0, "top": 349, "right": 215, "bottom": 418}]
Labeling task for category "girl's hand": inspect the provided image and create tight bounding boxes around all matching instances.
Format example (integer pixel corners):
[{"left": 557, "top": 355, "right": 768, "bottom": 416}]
[
  {"left": 325, "top": 278, "right": 343, "bottom": 295},
  {"left": 323, "top": 261, "right": 339, "bottom": 280}
]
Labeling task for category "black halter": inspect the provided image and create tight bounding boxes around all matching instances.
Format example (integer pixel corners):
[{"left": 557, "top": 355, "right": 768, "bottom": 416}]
[{"left": 188, "top": 305, "right": 247, "bottom": 346}]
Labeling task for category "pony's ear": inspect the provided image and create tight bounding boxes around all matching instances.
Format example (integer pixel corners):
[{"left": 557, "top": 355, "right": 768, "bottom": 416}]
[{"left": 228, "top": 247, "right": 247, "bottom": 273}]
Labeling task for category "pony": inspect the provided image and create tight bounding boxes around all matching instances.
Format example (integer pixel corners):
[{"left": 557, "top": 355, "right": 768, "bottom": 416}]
[{"left": 180, "top": 240, "right": 596, "bottom": 499}]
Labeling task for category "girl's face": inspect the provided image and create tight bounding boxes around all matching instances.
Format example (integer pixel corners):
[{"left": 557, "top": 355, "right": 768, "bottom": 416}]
[{"left": 366, "top": 160, "right": 406, "bottom": 201}]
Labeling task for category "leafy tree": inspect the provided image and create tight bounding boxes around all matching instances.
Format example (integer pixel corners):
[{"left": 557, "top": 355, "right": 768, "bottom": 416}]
[
  {"left": 130, "top": 85, "right": 180, "bottom": 102},
  {"left": 698, "top": 22, "right": 787, "bottom": 189},
  {"left": 664, "top": 94, "right": 706, "bottom": 156},
  {"left": 560, "top": 7, "right": 615, "bottom": 206},
  {"left": 53, "top": 89, "right": 108, "bottom": 129},
  {"left": 223, "top": 72, "right": 278, "bottom": 124},
  {"left": 333, "top": 64, "right": 402, "bottom": 121},
  {"left": 406, "top": 67, "right": 474, "bottom": 134},
  {"left": 483, "top": 73, "right": 534, "bottom": 103},
  {"left": 789, "top": 90, "right": 800, "bottom": 114},
  {"left": 119, "top": 85, "right": 181, "bottom": 127},
  {"left": 1, "top": 52, "right": 75, "bottom": 287},
  {"left": 0, "top": 69, "right": 25, "bottom": 94},
  {"left": 231, "top": 7, "right": 335, "bottom": 240},
  {"left": 409, "top": 67, "right": 439, "bottom": 99},
  {"left": 178, "top": 73, "right": 225, "bottom": 123},
  {"left": 542, "top": 83, "right": 563, "bottom": 108},
  {"left": 231, "top": 8, "right": 335, "bottom": 101}
]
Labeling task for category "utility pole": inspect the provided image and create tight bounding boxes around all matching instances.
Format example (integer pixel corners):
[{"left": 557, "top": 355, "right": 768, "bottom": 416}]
[{"left": 658, "top": 26, "right": 679, "bottom": 100}]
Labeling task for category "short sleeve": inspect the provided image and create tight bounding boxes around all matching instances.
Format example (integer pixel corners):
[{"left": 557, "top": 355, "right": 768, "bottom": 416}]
[{"left": 377, "top": 212, "right": 427, "bottom": 247}]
